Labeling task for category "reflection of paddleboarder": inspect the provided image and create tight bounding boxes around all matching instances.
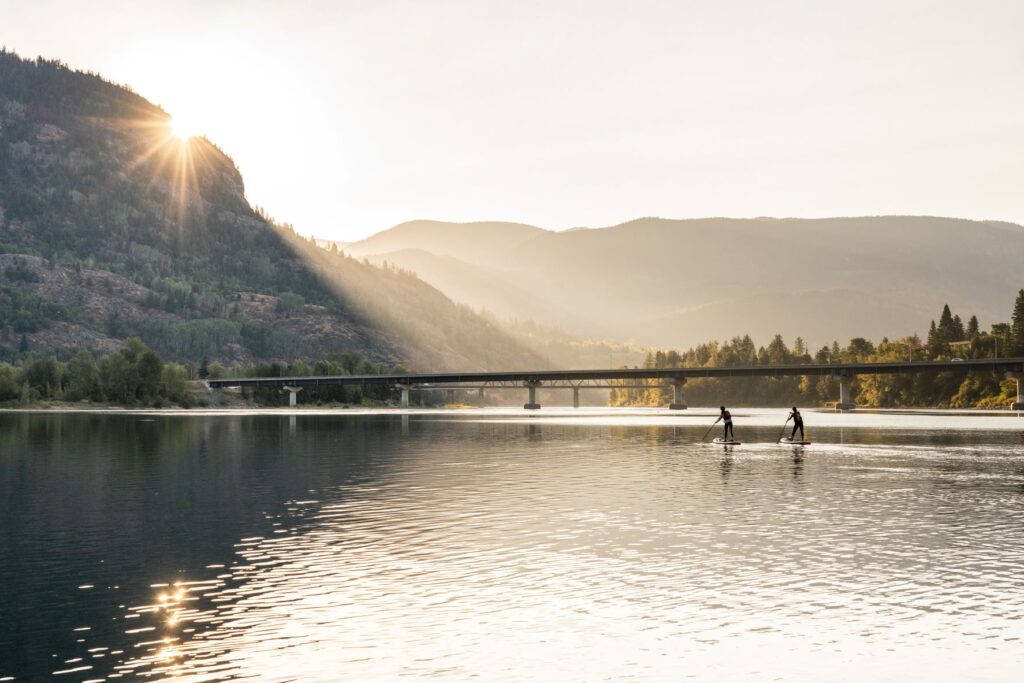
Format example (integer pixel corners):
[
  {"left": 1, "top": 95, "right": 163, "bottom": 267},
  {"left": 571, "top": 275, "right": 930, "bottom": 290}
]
[
  {"left": 785, "top": 406, "right": 804, "bottom": 441},
  {"left": 713, "top": 406, "right": 734, "bottom": 441},
  {"left": 792, "top": 451, "right": 804, "bottom": 478}
]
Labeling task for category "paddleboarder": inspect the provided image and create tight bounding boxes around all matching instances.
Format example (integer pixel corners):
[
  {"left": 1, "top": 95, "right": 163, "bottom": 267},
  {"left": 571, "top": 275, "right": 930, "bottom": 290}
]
[
  {"left": 785, "top": 406, "right": 804, "bottom": 442},
  {"left": 713, "top": 406, "right": 734, "bottom": 442}
]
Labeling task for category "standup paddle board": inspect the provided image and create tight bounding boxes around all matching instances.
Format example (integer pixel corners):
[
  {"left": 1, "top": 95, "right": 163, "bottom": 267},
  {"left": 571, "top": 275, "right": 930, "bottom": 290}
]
[
  {"left": 713, "top": 438, "right": 742, "bottom": 445},
  {"left": 780, "top": 438, "right": 811, "bottom": 445}
]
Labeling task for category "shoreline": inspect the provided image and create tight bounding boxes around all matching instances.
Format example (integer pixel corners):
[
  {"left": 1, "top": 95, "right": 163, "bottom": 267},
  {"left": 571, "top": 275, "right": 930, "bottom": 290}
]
[{"left": 1, "top": 405, "right": 1021, "bottom": 417}]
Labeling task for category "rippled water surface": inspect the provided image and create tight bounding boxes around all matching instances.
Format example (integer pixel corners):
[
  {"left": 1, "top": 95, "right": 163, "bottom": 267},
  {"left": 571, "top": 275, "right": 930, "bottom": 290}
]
[{"left": 2, "top": 408, "right": 1024, "bottom": 681}]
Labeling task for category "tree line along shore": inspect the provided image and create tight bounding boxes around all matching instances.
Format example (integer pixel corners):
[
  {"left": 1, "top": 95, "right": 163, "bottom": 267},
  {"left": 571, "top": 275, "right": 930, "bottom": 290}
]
[
  {"left": 611, "top": 294, "right": 1024, "bottom": 409},
  {"left": 0, "top": 338, "right": 403, "bottom": 408},
  {"left": 2, "top": 292, "right": 1023, "bottom": 410}
]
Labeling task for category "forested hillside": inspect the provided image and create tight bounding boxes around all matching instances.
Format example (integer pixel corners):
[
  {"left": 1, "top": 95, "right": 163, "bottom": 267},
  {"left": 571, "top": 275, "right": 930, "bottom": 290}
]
[{"left": 0, "top": 50, "right": 542, "bottom": 371}]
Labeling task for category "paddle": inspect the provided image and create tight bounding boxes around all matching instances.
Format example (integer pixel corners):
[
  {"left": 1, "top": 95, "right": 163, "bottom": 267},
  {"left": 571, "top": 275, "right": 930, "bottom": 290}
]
[
  {"left": 701, "top": 419, "right": 720, "bottom": 443},
  {"left": 777, "top": 417, "right": 791, "bottom": 443}
]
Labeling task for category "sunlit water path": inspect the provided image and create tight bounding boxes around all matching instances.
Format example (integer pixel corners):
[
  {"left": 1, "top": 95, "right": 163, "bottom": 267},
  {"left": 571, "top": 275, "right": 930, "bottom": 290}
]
[{"left": 1, "top": 409, "right": 1023, "bottom": 681}]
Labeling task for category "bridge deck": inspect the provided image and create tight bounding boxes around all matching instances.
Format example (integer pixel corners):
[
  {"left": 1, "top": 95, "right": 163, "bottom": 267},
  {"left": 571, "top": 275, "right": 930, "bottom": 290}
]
[{"left": 206, "top": 357, "right": 1024, "bottom": 389}]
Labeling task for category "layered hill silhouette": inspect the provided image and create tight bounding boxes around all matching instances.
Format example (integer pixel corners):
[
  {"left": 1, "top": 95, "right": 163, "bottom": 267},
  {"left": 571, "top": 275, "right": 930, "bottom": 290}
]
[
  {"left": 345, "top": 217, "right": 1024, "bottom": 349},
  {"left": 0, "top": 51, "right": 543, "bottom": 371}
]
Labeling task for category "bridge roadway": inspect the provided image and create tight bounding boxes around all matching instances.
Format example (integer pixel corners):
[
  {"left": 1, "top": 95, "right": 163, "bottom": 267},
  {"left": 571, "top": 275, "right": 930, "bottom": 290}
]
[{"left": 206, "top": 357, "right": 1024, "bottom": 410}]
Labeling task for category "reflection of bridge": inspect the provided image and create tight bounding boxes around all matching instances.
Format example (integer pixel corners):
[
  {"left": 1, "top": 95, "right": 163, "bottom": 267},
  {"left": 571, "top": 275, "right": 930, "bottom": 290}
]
[{"left": 206, "top": 358, "right": 1024, "bottom": 410}]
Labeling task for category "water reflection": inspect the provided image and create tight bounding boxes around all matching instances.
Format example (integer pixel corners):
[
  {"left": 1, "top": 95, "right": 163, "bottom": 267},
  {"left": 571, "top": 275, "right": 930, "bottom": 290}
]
[
  {"left": 2, "top": 411, "right": 1024, "bottom": 680},
  {"left": 719, "top": 452, "right": 734, "bottom": 482}
]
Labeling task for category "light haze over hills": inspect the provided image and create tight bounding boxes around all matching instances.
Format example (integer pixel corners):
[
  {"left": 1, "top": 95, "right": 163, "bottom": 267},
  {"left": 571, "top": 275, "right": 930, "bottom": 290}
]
[{"left": 344, "top": 216, "right": 1024, "bottom": 350}]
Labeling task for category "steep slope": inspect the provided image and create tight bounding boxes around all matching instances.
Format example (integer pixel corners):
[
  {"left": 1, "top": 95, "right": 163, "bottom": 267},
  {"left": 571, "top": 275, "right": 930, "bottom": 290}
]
[
  {"left": 353, "top": 248, "right": 603, "bottom": 333},
  {"left": 348, "top": 216, "right": 1024, "bottom": 348},
  {"left": 0, "top": 51, "right": 543, "bottom": 370}
]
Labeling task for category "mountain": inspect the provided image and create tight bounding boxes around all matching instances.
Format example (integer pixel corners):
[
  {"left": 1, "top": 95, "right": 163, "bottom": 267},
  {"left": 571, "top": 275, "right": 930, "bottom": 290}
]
[
  {"left": 346, "top": 216, "right": 1024, "bottom": 349},
  {"left": 351, "top": 220, "right": 549, "bottom": 264},
  {"left": 0, "top": 51, "right": 543, "bottom": 371}
]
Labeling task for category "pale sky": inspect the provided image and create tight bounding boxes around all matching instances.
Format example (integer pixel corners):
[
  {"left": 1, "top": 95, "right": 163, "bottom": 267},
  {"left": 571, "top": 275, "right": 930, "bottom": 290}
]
[{"left": 2, "top": 0, "right": 1023, "bottom": 240}]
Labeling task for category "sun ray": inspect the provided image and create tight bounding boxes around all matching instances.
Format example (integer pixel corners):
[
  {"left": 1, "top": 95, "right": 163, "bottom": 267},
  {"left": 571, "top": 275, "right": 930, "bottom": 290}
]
[{"left": 102, "top": 114, "right": 212, "bottom": 239}]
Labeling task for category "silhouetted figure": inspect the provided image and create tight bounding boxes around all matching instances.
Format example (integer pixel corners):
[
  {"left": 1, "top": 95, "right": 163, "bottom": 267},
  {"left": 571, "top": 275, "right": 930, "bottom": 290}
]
[
  {"left": 786, "top": 406, "right": 804, "bottom": 441},
  {"left": 713, "top": 406, "right": 734, "bottom": 441}
]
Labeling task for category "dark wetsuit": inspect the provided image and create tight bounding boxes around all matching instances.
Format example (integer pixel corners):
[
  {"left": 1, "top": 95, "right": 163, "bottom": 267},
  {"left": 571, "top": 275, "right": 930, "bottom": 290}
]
[
  {"left": 721, "top": 409, "right": 734, "bottom": 440},
  {"left": 789, "top": 409, "right": 804, "bottom": 441}
]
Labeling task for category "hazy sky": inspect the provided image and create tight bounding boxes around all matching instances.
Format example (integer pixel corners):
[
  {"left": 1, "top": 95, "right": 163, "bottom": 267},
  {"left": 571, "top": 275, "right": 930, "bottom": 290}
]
[{"left": 3, "top": 0, "right": 1023, "bottom": 240}]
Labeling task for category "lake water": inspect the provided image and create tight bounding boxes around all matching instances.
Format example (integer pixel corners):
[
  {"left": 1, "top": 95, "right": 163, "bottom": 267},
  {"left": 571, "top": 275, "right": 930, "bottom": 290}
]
[{"left": 1, "top": 408, "right": 1023, "bottom": 681}]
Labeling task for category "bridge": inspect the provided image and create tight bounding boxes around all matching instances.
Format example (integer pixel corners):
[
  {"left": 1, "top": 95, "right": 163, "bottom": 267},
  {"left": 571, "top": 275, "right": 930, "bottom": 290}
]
[{"left": 205, "top": 357, "right": 1024, "bottom": 410}]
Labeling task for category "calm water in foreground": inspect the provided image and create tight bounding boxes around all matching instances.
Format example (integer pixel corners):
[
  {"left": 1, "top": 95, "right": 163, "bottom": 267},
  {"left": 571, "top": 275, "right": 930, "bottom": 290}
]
[{"left": 1, "top": 408, "right": 1023, "bottom": 681}]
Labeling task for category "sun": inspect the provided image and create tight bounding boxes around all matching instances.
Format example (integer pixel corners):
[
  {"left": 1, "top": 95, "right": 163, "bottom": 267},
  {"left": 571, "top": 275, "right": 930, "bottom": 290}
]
[{"left": 169, "top": 115, "right": 201, "bottom": 141}]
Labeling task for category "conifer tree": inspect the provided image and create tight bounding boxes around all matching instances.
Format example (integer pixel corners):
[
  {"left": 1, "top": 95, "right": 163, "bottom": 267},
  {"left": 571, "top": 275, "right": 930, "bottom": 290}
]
[
  {"left": 967, "top": 315, "right": 980, "bottom": 338},
  {"left": 1011, "top": 289, "right": 1024, "bottom": 356},
  {"left": 926, "top": 320, "right": 939, "bottom": 356},
  {"left": 793, "top": 337, "right": 807, "bottom": 357},
  {"left": 937, "top": 304, "right": 955, "bottom": 344}
]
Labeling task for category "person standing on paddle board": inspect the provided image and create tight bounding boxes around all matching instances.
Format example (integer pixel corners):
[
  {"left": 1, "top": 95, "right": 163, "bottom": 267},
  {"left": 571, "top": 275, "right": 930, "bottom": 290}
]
[
  {"left": 714, "top": 406, "right": 734, "bottom": 441},
  {"left": 785, "top": 406, "right": 804, "bottom": 441}
]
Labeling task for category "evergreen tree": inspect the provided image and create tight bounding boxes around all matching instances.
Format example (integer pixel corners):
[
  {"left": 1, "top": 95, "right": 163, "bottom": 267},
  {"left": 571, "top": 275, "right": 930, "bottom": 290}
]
[
  {"left": 967, "top": 315, "right": 980, "bottom": 338},
  {"left": 198, "top": 356, "right": 210, "bottom": 380},
  {"left": 992, "top": 323, "right": 1010, "bottom": 357},
  {"left": 18, "top": 334, "right": 28, "bottom": 354},
  {"left": 793, "top": 337, "right": 807, "bottom": 357},
  {"left": 952, "top": 314, "right": 965, "bottom": 341},
  {"left": 1011, "top": 289, "right": 1024, "bottom": 356},
  {"left": 814, "top": 345, "right": 831, "bottom": 363},
  {"left": 926, "top": 320, "right": 939, "bottom": 356},
  {"left": 937, "top": 304, "right": 955, "bottom": 344},
  {"left": 766, "top": 334, "right": 789, "bottom": 365}
]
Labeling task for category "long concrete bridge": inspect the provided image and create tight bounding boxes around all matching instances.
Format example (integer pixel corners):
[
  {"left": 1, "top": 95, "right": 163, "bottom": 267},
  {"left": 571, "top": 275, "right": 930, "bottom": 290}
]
[{"left": 205, "top": 357, "right": 1024, "bottom": 410}]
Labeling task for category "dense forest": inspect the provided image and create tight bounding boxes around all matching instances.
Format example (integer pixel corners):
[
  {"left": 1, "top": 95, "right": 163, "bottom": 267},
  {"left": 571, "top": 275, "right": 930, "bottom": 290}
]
[
  {"left": 0, "top": 49, "right": 543, "bottom": 371},
  {"left": 610, "top": 291, "right": 1024, "bottom": 409},
  {"left": 0, "top": 338, "right": 402, "bottom": 408}
]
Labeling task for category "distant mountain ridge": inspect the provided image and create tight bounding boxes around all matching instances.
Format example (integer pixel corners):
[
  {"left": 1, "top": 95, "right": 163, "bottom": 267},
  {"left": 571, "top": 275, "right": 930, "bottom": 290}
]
[
  {"left": 345, "top": 215, "right": 1024, "bottom": 348},
  {"left": 353, "top": 220, "right": 549, "bottom": 264}
]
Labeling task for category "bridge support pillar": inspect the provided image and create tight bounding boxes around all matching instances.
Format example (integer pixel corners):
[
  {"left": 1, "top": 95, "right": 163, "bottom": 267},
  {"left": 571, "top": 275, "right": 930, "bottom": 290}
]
[
  {"left": 524, "top": 381, "right": 541, "bottom": 410},
  {"left": 283, "top": 385, "right": 302, "bottom": 408},
  {"left": 669, "top": 378, "right": 687, "bottom": 410},
  {"left": 1007, "top": 372, "right": 1024, "bottom": 410},
  {"left": 835, "top": 376, "right": 855, "bottom": 411},
  {"left": 572, "top": 387, "right": 580, "bottom": 409},
  {"left": 398, "top": 384, "right": 412, "bottom": 408}
]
